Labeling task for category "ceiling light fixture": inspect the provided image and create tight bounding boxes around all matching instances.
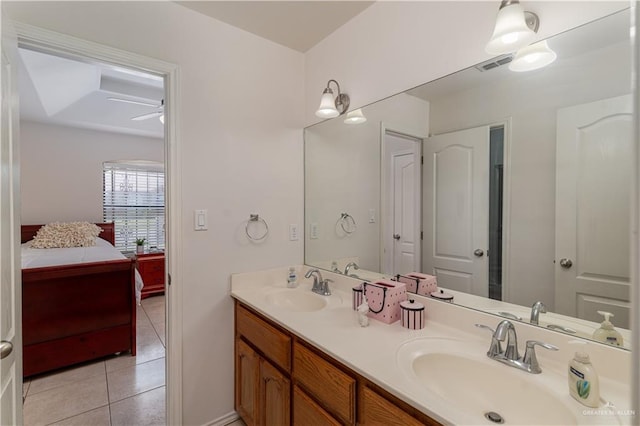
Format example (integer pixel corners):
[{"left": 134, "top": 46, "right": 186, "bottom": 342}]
[
  {"left": 509, "top": 40, "right": 557, "bottom": 72},
  {"left": 315, "top": 79, "right": 350, "bottom": 119},
  {"left": 485, "top": 0, "right": 539, "bottom": 55},
  {"left": 344, "top": 109, "right": 367, "bottom": 125}
]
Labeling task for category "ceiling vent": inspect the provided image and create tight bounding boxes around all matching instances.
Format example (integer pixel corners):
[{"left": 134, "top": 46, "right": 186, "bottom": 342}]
[{"left": 475, "top": 54, "right": 514, "bottom": 72}]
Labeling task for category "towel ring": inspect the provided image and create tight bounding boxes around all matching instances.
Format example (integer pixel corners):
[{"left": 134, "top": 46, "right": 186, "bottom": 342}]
[
  {"left": 246, "top": 214, "right": 269, "bottom": 241},
  {"left": 337, "top": 212, "right": 357, "bottom": 234}
]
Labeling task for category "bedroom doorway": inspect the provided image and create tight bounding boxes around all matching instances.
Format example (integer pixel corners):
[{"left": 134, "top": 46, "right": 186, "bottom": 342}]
[{"left": 13, "top": 26, "right": 180, "bottom": 425}]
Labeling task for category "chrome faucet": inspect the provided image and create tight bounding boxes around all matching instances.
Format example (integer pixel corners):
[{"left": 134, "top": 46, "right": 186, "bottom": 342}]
[
  {"left": 494, "top": 320, "right": 520, "bottom": 360},
  {"left": 530, "top": 301, "right": 547, "bottom": 325},
  {"left": 476, "top": 320, "right": 559, "bottom": 374},
  {"left": 344, "top": 262, "right": 360, "bottom": 276},
  {"left": 304, "top": 268, "right": 332, "bottom": 296}
]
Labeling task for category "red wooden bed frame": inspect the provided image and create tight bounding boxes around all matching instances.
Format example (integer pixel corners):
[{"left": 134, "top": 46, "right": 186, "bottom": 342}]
[{"left": 21, "top": 223, "right": 137, "bottom": 377}]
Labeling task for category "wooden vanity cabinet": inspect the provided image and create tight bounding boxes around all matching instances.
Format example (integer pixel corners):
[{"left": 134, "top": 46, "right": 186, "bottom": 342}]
[{"left": 234, "top": 301, "right": 440, "bottom": 426}]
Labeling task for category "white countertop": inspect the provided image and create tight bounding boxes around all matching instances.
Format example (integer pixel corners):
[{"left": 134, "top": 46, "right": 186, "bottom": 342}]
[{"left": 230, "top": 265, "right": 632, "bottom": 425}]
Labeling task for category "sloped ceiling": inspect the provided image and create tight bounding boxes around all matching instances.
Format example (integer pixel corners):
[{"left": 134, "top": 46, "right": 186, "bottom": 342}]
[{"left": 19, "top": 48, "right": 165, "bottom": 138}]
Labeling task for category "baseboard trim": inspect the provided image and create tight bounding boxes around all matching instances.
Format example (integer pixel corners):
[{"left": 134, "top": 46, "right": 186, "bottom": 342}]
[{"left": 202, "top": 411, "right": 240, "bottom": 426}]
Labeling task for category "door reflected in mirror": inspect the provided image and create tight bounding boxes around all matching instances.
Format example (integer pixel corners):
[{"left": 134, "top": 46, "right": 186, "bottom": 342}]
[{"left": 304, "top": 9, "right": 632, "bottom": 349}]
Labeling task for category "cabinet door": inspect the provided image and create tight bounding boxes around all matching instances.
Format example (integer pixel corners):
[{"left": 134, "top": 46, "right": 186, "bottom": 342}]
[
  {"left": 236, "top": 339, "right": 260, "bottom": 426},
  {"left": 293, "top": 385, "right": 340, "bottom": 426},
  {"left": 259, "top": 359, "right": 290, "bottom": 426}
]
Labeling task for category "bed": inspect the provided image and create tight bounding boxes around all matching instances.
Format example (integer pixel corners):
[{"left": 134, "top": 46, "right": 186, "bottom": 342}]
[{"left": 21, "top": 223, "right": 140, "bottom": 377}]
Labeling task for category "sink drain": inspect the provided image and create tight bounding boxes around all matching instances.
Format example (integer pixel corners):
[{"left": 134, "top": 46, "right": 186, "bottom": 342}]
[{"left": 484, "top": 411, "right": 505, "bottom": 424}]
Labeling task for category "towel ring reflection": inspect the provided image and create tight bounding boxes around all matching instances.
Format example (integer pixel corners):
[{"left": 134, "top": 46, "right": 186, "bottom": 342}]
[
  {"left": 246, "top": 214, "right": 269, "bottom": 241},
  {"left": 337, "top": 212, "right": 356, "bottom": 234}
]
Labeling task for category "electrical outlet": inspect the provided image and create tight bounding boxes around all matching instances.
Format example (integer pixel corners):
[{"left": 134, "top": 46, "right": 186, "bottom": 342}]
[
  {"left": 310, "top": 222, "right": 319, "bottom": 239},
  {"left": 369, "top": 209, "right": 376, "bottom": 223}
]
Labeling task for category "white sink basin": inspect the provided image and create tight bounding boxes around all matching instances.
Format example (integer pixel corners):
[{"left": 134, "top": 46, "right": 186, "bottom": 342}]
[
  {"left": 263, "top": 287, "right": 346, "bottom": 312},
  {"left": 396, "top": 338, "right": 615, "bottom": 425}
]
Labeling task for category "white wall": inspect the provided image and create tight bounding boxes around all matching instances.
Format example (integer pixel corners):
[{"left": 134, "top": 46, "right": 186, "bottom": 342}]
[
  {"left": 20, "top": 121, "right": 163, "bottom": 224},
  {"left": 3, "top": 2, "right": 305, "bottom": 425},
  {"left": 305, "top": 1, "right": 627, "bottom": 126}
]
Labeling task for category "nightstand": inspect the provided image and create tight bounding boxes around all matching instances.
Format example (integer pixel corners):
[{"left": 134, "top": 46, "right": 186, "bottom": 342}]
[{"left": 136, "top": 252, "right": 165, "bottom": 298}]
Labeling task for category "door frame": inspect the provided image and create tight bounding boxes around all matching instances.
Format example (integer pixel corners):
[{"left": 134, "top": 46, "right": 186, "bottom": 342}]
[
  {"left": 380, "top": 123, "right": 423, "bottom": 275},
  {"left": 492, "top": 119, "right": 512, "bottom": 303},
  {"left": 12, "top": 22, "right": 183, "bottom": 424}
]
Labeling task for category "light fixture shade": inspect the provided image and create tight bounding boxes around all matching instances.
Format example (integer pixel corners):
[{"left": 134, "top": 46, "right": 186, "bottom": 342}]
[
  {"left": 344, "top": 109, "right": 367, "bottom": 124},
  {"left": 316, "top": 91, "right": 339, "bottom": 118},
  {"left": 509, "top": 40, "right": 557, "bottom": 72},
  {"left": 485, "top": 3, "right": 536, "bottom": 55}
]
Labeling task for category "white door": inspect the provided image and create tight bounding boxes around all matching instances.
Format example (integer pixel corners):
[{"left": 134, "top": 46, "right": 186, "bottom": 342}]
[
  {"left": 424, "top": 126, "right": 489, "bottom": 296},
  {"left": 383, "top": 131, "right": 421, "bottom": 275},
  {"left": 392, "top": 151, "right": 419, "bottom": 274},
  {"left": 555, "top": 95, "right": 632, "bottom": 326},
  {"left": 0, "top": 14, "right": 23, "bottom": 426}
]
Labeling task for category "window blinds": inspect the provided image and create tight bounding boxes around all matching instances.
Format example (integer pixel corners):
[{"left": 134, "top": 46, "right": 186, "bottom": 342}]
[{"left": 103, "top": 162, "right": 165, "bottom": 252}]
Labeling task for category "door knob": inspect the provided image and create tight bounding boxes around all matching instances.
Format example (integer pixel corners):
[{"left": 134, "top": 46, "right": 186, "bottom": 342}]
[
  {"left": 559, "top": 258, "right": 573, "bottom": 268},
  {"left": 474, "top": 249, "right": 484, "bottom": 257},
  {"left": 393, "top": 234, "right": 401, "bottom": 240},
  {"left": 0, "top": 341, "right": 13, "bottom": 359}
]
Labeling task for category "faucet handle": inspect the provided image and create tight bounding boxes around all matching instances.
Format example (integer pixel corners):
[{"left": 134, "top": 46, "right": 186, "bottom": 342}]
[
  {"left": 475, "top": 324, "right": 502, "bottom": 357},
  {"left": 320, "top": 278, "right": 333, "bottom": 296},
  {"left": 523, "top": 340, "right": 559, "bottom": 374}
]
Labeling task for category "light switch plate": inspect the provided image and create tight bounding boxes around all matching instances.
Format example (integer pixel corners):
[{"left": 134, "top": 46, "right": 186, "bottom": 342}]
[
  {"left": 194, "top": 209, "right": 208, "bottom": 231},
  {"left": 310, "top": 222, "right": 319, "bottom": 239}
]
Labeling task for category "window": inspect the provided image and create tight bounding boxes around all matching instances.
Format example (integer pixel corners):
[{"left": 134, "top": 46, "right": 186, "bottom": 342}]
[{"left": 103, "top": 161, "right": 165, "bottom": 252}]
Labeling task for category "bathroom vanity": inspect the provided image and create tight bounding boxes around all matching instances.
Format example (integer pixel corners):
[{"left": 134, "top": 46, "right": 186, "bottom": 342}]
[{"left": 231, "top": 266, "right": 632, "bottom": 426}]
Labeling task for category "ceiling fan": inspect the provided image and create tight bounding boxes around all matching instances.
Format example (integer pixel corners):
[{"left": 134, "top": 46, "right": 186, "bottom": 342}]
[{"left": 107, "top": 97, "right": 164, "bottom": 122}]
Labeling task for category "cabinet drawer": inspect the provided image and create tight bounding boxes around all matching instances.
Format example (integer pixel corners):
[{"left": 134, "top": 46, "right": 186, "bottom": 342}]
[
  {"left": 143, "top": 270, "right": 164, "bottom": 285},
  {"left": 361, "top": 385, "right": 439, "bottom": 426},
  {"left": 293, "top": 341, "right": 355, "bottom": 424},
  {"left": 293, "top": 385, "right": 340, "bottom": 426},
  {"left": 236, "top": 304, "right": 291, "bottom": 372}
]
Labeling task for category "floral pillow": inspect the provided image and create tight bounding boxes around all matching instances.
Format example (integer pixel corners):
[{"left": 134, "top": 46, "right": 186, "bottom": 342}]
[{"left": 30, "top": 222, "right": 103, "bottom": 249}]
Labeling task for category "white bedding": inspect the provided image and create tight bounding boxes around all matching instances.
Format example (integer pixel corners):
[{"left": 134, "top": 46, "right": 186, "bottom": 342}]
[{"left": 22, "top": 237, "right": 145, "bottom": 303}]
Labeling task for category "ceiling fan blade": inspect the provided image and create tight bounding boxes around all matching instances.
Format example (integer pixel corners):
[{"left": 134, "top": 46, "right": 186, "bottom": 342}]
[
  {"left": 108, "top": 97, "right": 161, "bottom": 108},
  {"left": 131, "top": 111, "right": 163, "bottom": 121}
]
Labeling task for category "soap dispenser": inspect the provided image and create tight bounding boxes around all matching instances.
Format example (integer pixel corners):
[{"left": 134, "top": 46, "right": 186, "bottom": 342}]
[
  {"left": 592, "top": 311, "right": 623, "bottom": 347},
  {"left": 568, "top": 351, "right": 600, "bottom": 407}
]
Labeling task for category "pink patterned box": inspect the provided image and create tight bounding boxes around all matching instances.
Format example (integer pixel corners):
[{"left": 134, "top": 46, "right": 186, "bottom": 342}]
[
  {"left": 402, "top": 272, "right": 437, "bottom": 297},
  {"left": 362, "top": 279, "right": 408, "bottom": 324}
]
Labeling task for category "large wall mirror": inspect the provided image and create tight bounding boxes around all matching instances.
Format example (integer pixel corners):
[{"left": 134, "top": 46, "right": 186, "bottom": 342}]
[{"left": 305, "top": 8, "right": 632, "bottom": 349}]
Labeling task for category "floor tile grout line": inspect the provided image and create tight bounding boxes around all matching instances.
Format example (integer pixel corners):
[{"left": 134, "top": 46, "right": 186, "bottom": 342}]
[
  {"left": 104, "top": 361, "right": 114, "bottom": 426},
  {"left": 43, "top": 403, "right": 111, "bottom": 426},
  {"left": 108, "top": 383, "right": 166, "bottom": 405}
]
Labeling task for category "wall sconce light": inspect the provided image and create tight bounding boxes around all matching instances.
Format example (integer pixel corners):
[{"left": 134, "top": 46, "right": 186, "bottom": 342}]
[
  {"left": 486, "top": 0, "right": 539, "bottom": 55},
  {"left": 344, "top": 108, "right": 367, "bottom": 125},
  {"left": 315, "top": 79, "right": 350, "bottom": 119},
  {"left": 509, "top": 40, "right": 557, "bottom": 72}
]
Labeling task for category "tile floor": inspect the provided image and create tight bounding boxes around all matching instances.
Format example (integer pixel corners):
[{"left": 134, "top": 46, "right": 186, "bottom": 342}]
[{"left": 22, "top": 295, "right": 167, "bottom": 426}]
